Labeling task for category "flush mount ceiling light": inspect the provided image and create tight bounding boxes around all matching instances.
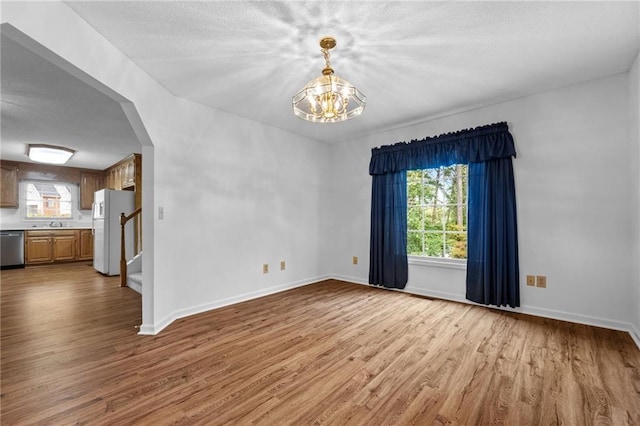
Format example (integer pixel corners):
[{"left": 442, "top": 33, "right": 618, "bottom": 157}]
[
  {"left": 27, "top": 144, "right": 75, "bottom": 165},
  {"left": 292, "top": 37, "right": 366, "bottom": 123}
]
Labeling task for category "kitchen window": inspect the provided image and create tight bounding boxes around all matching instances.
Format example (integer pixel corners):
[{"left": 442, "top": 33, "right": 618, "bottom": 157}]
[
  {"left": 407, "top": 164, "right": 467, "bottom": 259},
  {"left": 24, "top": 181, "right": 75, "bottom": 220}
]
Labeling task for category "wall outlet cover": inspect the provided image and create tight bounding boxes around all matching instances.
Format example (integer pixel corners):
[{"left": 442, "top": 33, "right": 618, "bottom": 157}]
[{"left": 536, "top": 275, "right": 547, "bottom": 288}]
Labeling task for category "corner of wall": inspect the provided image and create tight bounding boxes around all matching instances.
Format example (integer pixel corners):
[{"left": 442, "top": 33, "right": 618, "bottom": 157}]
[
  {"left": 630, "top": 48, "right": 640, "bottom": 336},
  {"left": 630, "top": 323, "right": 640, "bottom": 351}
]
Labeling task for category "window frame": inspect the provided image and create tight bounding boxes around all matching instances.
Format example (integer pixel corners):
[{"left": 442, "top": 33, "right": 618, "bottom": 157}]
[
  {"left": 407, "top": 164, "right": 468, "bottom": 267},
  {"left": 22, "top": 180, "right": 77, "bottom": 222}
]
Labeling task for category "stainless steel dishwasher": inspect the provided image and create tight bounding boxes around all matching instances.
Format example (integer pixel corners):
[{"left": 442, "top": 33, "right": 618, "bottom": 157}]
[{"left": 1, "top": 230, "right": 25, "bottom": 269}]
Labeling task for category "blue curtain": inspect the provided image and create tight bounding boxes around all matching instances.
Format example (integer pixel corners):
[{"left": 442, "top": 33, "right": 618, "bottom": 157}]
[
  {"left": 369, "top": 171, "right": 408, "bottom": 288},
  {"left": 466, "top": 159, "right": 520, "bottom": 307},
  {"left": 368, "top": 122, "right": 520, "bottom": 307}
]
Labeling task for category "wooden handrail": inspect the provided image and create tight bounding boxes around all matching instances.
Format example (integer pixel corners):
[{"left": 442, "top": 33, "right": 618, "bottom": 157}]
[
  {"left": 121, "top": 207, "right": 141, "bottom": 225},
  {"left": 120, "top": 207, "right": 142, "bottom": 287}
]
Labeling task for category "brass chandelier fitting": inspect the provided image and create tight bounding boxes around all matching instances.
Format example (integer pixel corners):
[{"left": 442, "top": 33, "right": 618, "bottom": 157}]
[{"left": 292, "top": 37, "right": 366, "bottom": 123}]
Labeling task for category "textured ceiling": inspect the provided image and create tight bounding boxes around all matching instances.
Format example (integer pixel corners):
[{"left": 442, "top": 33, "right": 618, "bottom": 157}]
[
  {"left": 64, "top": 1, "right": 640, "bottom": 143},
  {"left": 0, "top": 34, "right": 141, "bottom": 169},
  {"left": 1, "top": 1, "right": 639, "bottom": 171}
]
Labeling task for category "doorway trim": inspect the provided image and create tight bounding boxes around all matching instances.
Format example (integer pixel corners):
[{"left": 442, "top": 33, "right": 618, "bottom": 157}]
[{"left": 1, "top": 23, "right": 155, "bottom": 332}]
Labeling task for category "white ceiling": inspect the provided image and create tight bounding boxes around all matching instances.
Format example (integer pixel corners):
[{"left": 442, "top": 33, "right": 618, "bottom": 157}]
[
  {"left": 1, "top": 1, "right": 639, "bottom": 168},
  {"left": 64, "top": 1, "right": 640, "bottom": 142},
  {"left": 0, "top": 34, "right": 141, "bottom": 170}
]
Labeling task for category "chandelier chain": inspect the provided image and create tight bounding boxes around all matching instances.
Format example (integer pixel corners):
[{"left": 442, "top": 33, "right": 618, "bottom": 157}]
[{"left": 321, "top": 47, "right": 331, "bottom": 69}]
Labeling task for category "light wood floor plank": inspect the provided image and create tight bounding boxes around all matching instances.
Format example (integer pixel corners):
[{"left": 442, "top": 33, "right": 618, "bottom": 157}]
[{"left": 2, "top": 263, "right": 639, "bottom": 425}]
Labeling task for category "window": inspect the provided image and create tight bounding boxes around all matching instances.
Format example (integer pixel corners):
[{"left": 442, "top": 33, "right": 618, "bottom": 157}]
[
  {"left": 407, "top": 164, "right": 468, "bottom": 259},
  {"left": 24, "top": 181, "right": 74, "bottom": 219}
]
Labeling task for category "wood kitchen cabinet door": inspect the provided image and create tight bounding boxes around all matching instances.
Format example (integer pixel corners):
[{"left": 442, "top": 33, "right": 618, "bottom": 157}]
[
  {"left": 77, "top": 230, "right": 93, "bottom": 260},
  {"left": 119, "top": 163, "right": 128, "bottom": 189},
  {"left": 79, "top": 172, "right": 102, "bottom": 210},
  {"left": 53, "top": 235, "right": 76, "bottom": 261},
  {"left": 25, "top": 236, "right": 53, "bottom": 264},
  {"left": 0, "top": 163, "right": 19, "bottom": 208}
]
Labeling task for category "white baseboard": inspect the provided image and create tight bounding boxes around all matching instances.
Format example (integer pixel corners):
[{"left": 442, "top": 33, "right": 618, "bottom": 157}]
[
  {"left": 137, "top": 273, "right": 640, "bottom": 351},
  {"left": 138, "top": 274, "right": 331, "bottom": 335},
  {"left": 127, "top": 282, "right": 142, "bottom": 295},
  {"left": 138, "top": 314, "right": 174, "bottom": 336},
  {"left": 331, "top": 276, "right": 640, "bottom": 351},
  {"left": 137, "top": 325, "right": 153, "bottom": 335},
  {"left": 330, "top": 274, "right": 369, "bottom": 286},
  {"left": 630, "top": 324, "right": 640, "bottom": 349}
]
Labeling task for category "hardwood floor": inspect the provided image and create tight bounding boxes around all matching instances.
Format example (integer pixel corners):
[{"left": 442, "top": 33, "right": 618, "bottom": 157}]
[{"left": 1, "top": 263, "right": 639, "bottom": 425}]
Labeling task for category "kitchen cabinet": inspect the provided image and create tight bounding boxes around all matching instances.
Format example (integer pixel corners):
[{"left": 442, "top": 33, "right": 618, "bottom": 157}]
[
  {"left": 79, "top": 172, "right": 102, "bottom": 210},
  {"left": 77, "top": 229, "right": 94, "bottom": 260},
  {"left": 114, "top": 167, "right": 122, "bottom": 190},
  {"left": 104, "top": 154, "right": 140, "bottom": 192},
  {"left": 105, "top": 154, "right": 142, "bottom": 190},
  {"left": 25, "top": 229, "right": 92, "bottom": 265},
  {"left": 25, "top": 232, "right": 53, "bottom": 264},
  {"left": 105, "top": 168, "right": 115, "bottom": 191},
  {"left": 53, "top": 232, "right": 77, "bottom": 261},
  {"left": 103, "top": 154, "right": 142, "bottom": 252},
  {"left": 1, "top": 163, "right": 19, "bottom": 208},
  {"left": 123, "top": 160, "right": 135, "bottom": 188}
]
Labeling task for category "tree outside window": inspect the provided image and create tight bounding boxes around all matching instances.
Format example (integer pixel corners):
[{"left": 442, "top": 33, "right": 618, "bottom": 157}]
[{"left": 407, "top": 164, "right": 467, "bottom": 259}]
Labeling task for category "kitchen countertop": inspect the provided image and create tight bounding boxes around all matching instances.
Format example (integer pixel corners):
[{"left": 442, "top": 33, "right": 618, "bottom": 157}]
[{"left": 1, "top": 226, "right": 93, "bottom": 231}]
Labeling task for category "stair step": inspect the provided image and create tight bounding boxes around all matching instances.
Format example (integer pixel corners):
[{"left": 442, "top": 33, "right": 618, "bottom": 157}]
[
  {"left": 129, "top": 272, "right": 142, "bottom": 283},
  {"left": 127, "top": 272, "right": 142, "bottom": 295}
]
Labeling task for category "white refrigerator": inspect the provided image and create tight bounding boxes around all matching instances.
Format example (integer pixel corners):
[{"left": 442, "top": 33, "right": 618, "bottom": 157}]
[{"left": 92, "top": 189, "right": 135, "bottom": 275}]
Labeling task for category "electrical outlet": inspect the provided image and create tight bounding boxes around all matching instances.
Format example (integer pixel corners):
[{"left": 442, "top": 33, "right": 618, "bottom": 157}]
[
  {"left": 262, "top": 264, "right": 269, "bottom": 274},
  {"left": 352, "top": 256, "right": 358, "bottom": 265},
  {"left": 536, "top": 275, "right": 547, "bottom": 288},
  {"left": 280, "top": 261, "right": 285, "bottom": 270},
  {"left": 526, "top": 275, "right": 535, "bottom": 286}
]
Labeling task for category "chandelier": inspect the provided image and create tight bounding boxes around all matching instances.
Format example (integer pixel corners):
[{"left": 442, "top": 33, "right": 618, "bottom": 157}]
[{"left": 292, "top": 37, "right": 366, "bottom": 123}]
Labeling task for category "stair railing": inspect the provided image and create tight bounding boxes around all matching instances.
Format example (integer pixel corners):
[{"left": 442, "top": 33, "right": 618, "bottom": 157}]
[{"left": 120, "top": 207, "right": 142, "bottom": 287}]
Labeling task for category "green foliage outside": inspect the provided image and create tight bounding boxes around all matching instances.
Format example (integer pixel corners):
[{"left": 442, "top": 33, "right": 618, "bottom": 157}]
[{"left": 407, "top": 165, "right": 467, "bottom": 259}]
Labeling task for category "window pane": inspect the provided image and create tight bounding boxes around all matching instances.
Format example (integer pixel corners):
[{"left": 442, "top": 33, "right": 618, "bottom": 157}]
[
  {"left": 424, "top": 168, "right": 439, "bottom": 182},
  {"left": 445, "top": 205, "right": 467, "bottom": 230},
  {"left": 406, "top": 164, "right": 468, "bottom": 259},
  {"left": 407, "top": 206, "right": 424, "bottom": 232},
  {"left": 445, "top": 232, "right": 467, "bottom": 259},
  {"left": 407, "top": 231, "right": 423, "bottom": 256},
  {"left": 25, "top": 182, "right": 74, "bottom": 219},
  {"left": 424, "top": 232, "right": 444, "bottom": 257},
  {"left": 407, "top": 170, "right": 423, "bottom": 183},
  {"left": 423, "top": 206, "right": 445, "bottom": 230},
  {"left": 407, "top": 180, "right": 423, "bottom": 206}
]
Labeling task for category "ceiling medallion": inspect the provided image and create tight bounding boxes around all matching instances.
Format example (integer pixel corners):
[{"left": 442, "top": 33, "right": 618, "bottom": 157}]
[{"left": 292, "top": 37, "right": 366, "bottom": 123}]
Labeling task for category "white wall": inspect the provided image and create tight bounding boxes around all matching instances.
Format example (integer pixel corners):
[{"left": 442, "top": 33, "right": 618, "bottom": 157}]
[
  {"left": 0, "top": 181, "right": 93, "bottom": 228},
  {"left": 3, "top": 1, "right": 638, "bottom": 339},
  {"left": 2, "top": 2, "right": 330, "bottom": 333},
  {"left": 329, "top": 73, "right": 636, "bottom": 331},
  {"left": 630, "top": 48, "right": 640, "bottom": 343},
  {"left": 153, "top": 98, "right": 330, "bottom": 321}
]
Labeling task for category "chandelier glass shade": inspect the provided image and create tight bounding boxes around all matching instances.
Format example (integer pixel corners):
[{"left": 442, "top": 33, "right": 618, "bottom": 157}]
[{"left": 293, "top": 37, "right": 365, "bottom": 123}]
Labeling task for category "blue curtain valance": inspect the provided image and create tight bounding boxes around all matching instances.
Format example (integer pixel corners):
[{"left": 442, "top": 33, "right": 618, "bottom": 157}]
[
  {"left": 369, "top": 122, "right": 515, "bottom": 175},
  {"left": 368, "top": 121, "right": 520, "bottom": 307}
]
